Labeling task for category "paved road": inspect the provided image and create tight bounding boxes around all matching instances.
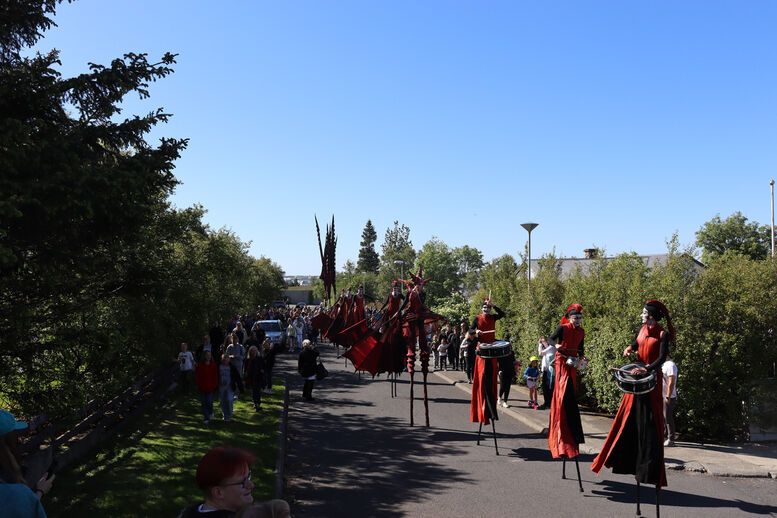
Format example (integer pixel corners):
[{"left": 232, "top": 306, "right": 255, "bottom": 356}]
[{"left": 278, "top": 346, "right": 777, "bottom": 518}]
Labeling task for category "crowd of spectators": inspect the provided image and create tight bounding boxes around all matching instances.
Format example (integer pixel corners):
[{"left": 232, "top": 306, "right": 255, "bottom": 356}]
[{"left": 178, "top": 304, "right": 332, "bottom": 425}]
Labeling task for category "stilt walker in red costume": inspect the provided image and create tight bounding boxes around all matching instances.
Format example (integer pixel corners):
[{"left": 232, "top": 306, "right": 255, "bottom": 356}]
[
  {"left": 469, "top": 298, "right": 506, "bottom": 453},
  {"left": 376, "top": 281, "right": 405, "bottom": 397},
  {"left": 351, "top": 284, "right": 366, "bottom": 323},
  {"left": 547, "top": 303, "right": 587, "bottom": 492},
  {"left": 399, "top": 267, "right": 445, "bottom": 427},
  {"left": 591, "top": 300, "right": 672, "bottom": 518}
]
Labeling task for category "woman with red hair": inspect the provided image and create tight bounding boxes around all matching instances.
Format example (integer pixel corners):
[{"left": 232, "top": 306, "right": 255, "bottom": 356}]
[
  {"left": 178, "top": 446, "right": 256, "bottom": 517},
  {"left": 591, "top": 300, "right": 673, "bottom": 516}
]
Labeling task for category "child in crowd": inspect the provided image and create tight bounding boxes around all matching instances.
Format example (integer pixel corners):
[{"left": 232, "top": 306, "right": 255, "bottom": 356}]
[
  {"left": 437, "top": 335, "right": 449, "bottom": 371},
  {"left": 431, "top": 333, "right": 440, "bottom": 369},
  {"left": 218, "top": 355, "right": 234, "bottom": 422},
  {"left": 524, "top": 356, "right": 541, "bottom": 409}
]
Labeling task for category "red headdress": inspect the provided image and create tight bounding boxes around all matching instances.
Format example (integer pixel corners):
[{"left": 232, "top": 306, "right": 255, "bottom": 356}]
[
  {"left": 645, "top": 299, "right": 675, "bottom": 341},
  {"left": 408, "top": 266, "right": 432, "bottom": 287},
  {"left": 560, "top": 303, "right": 583, "bottom": 325}
]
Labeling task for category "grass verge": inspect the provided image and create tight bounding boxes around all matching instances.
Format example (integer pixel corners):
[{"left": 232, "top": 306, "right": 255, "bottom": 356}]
[{"left": 45, "top": 381, "right": 283, "bottom": 517}]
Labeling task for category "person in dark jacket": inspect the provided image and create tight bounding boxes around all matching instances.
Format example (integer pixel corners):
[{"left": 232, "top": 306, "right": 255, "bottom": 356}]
[
  {"left": 244, "top": 346, "right": 265, "bottom": 411},
  {"left": 261, "top": 338, "right": 276, "bottom": 394},
  {"left": 297, "top": 339, "right": 320, "bottom": 401}
]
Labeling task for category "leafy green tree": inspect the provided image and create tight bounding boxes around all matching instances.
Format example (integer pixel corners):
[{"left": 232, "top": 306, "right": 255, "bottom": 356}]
[
  {"left": 453, "top": 245, "right": 484, "bottom": 295},
  {"left": 378, "top": 221, "right": 416, "bottom": 286},
  {"left": 415, "top": 237, "right": 459, "bottom": 306},
  {"left": 356, "top": 220, "right": 380, "bottom": 274},
  {"left": 431, "top": 292, "right": 470, "bottom": 328},
  {"left": 695, "top": 212, "right": 771, "bottom": 263}
]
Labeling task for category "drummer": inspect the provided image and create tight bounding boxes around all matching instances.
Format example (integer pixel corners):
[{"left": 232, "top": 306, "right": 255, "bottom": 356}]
[
  {"left": 469, "top": 298, "right": 505, "bottom": 425},
  {"left": 471, "top": 297, "right": 505, "bottom": 345},
  {"left": 591, "top": 300, "right": 672, "bottom": 490},
  {"left": 547, "top": 303, "right": 586, "bottom": 460}
]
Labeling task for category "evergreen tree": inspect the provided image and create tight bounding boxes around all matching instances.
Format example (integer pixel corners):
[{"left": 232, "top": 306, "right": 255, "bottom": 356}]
[{"left": 356, "top": 219, "right": 380, "bottom": 273}]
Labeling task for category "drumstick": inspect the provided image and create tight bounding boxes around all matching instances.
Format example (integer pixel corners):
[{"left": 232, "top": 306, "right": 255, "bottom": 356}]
[{"left": 610, "top": 366, "right": 636, "bottom": 374}]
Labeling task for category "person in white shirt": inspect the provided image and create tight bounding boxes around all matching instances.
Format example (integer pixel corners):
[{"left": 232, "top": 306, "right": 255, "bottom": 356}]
[
  {"left": 661, "top": 355, "right": 678, "bottom": 446},
  {"left": 538, "top": 336, "right": 556, "bottom": 410},
  {"left": 177, "top": 342, "right": 195, "bottom": 393}
]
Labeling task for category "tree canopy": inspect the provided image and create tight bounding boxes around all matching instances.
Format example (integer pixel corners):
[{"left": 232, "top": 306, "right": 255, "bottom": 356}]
[
  {"left": 695, "top": 211, "right": 771, "bottom": 263},
  {"left": 0, "top": 1, "right": 285, "bottom": 417},
  {"left": 378, "top": 220, "right": 416, "bottom": 285}
]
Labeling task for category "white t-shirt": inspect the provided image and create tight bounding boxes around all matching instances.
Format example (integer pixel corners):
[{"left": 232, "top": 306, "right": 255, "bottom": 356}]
[
  {"left": 538, "top": 342, "right": 556, "bottom": 371},
  {"left": 178, "top": 351, "right": 194, "bottom": 371},
  {"left": 661, "top": 359, "right": 678, "bottom": 398}
]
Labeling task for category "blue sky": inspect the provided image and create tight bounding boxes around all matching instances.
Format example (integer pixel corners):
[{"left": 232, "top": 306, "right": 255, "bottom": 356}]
[{"left": 33, "top": 1, "right": 777, "bottom": 275}]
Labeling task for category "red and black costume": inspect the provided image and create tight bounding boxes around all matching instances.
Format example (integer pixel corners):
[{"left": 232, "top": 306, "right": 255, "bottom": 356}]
[
  {"left": 398, "top": 267, "right": 445, "bottom": 426},
  {"left": 322, "top": 290, "right": 347, "bottom": 344},
  {"left": 469, "top": 301, "right": 505, "bottom": 424},
  {"left": 591, "top": 300, "right": 671, "bottom": 487},
  {"left": 344, "top": 284, "right": 403, "bottom": 376},
  {"left": 547, "top": 303, "right": 586, "bottom": 459},
  {"left": 351, "top": 288, "right": 366, "bottom": 323}
]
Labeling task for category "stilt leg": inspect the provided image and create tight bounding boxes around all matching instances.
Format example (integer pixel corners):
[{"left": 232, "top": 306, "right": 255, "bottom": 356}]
[
  {"left": 419, "top": 342, "right": 430, "bottom": 427},
  {"left": 477, "top": 422, "right": 482, "bottom": 445},
  {"left": 656, "top": 484, "right": 660, "bottom": 518},
  {"left": 407, "top": 342, "right": 416, "bottom": 427},
  {"left": 636, "top": 481, "right": 641, "bottom": 516},
  {"left": 490, "top": 418, "right": 499, "bottom": 455},
  {"left": 562, "top": 458, "right": 566, "bottom": 479},
  {"left": 483, "top": 395, "right": 499, "bottom": 455},
  {"left": 409, "top": 371, "right": 415, "bottom": 427},
  {"left": 574, "top": 457, "right": 583, "bottom": 492},
  {"left": 422, "top": 370, "right": 430, "bottom": 427}
]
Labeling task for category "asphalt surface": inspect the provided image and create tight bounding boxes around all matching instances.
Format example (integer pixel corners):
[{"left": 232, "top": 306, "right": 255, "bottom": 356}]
[{"left": 278, "top": 345, "right": 777, "bottom": 518}]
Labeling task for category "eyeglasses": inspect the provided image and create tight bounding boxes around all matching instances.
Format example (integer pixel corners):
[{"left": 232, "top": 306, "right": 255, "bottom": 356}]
[{"left": 221, "top": 470, "right": 252, "bottom": 489}]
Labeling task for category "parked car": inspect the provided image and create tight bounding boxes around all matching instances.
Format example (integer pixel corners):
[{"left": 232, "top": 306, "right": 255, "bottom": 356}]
[{"left": 258, "top": 320, "right": 286, "bottom": 348}]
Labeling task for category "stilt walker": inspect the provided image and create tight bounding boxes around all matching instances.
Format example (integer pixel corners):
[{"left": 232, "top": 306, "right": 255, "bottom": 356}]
[
  {"left": 547, "top": 303, "right": 587, "bottom": 493},
  {"left": 398, "top": 267, "right": 444, "bottom": 427},
  {"left": 591, "top": 300, "right": 673, "bottom": 517},
  {"left": 469, "top": 297, "right": 508, "bottom": 455}
]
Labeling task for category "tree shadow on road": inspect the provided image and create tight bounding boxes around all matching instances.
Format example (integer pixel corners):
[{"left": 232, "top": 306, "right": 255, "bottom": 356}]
[{"left": 284, "top": 409, "right": 472, "bottom": 517}]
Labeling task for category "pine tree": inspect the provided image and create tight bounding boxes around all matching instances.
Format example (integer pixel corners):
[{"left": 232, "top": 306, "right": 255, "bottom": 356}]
[{"left": 356, "top": 220, "right": 380, "bottom": 273}]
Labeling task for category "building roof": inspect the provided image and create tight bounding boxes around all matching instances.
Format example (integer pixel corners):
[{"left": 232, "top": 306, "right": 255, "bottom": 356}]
[{"left": 527, "top": 253, "right": 705, "bottom": 280}]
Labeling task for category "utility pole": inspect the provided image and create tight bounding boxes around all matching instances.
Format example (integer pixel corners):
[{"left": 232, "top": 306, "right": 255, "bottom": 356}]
[{"left": 771, "top": 179, "right": 775, "bottom": 258}]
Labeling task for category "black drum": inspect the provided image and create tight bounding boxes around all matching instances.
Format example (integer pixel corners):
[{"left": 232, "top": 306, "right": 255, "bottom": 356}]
[
  {"left": 477, "top": 341, "right": 512, "bottom": 359},
  {"left": 613, "top": 362, "right": 657, "bottom": 395}
]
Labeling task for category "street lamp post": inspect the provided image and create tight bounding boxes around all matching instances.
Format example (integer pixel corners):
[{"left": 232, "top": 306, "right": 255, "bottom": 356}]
[
  {"left": 771, "top": 180, "right": 775, "bottom": 258},
  {"left": 521, "top": 223, "right": 539, "bottom": 292},
  {"left": 394, "top": 260, "right": 405, "bottom": 287}
]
